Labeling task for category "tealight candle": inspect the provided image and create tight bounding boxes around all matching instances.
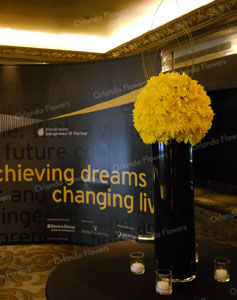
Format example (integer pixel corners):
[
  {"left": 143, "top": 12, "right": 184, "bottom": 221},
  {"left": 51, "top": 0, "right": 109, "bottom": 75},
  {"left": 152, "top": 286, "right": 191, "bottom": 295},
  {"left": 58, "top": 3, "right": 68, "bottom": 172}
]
[
  {"left": 155, "top": 269, "right": 172, "bottom": 295},
  {"left": 131, "top": 262, "right": 145, "bottom": 274},
  {"left": 130, "top": 252, "right": 145, "bottom": 275},
  {"left": 156, "top": 281, "right": 171, "bottom": 295},
  {"left": 215, "top": 269, "right": 228, "bottom": 281},
  {"left": 214, "top": 258, "right": 230, "bottom": 282}
]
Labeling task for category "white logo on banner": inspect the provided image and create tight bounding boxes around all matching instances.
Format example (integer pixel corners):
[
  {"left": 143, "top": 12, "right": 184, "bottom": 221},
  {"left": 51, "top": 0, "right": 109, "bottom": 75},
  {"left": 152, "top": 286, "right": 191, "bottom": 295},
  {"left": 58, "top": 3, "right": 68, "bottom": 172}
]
[{"left": 37, "top": 128, "right": 45, "bottom": 136}]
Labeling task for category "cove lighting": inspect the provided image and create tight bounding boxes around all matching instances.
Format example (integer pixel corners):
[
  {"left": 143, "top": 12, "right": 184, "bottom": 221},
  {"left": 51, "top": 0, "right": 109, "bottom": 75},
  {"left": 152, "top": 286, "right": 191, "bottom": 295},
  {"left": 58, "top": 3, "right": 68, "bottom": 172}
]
[{"left": 0, "top": 0, "right": 214, "bottom": 53}]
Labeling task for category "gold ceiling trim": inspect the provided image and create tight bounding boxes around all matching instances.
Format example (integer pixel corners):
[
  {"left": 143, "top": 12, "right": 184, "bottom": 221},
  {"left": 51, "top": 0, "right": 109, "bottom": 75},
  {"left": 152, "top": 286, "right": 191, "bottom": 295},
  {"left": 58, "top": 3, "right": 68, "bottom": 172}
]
[
  {"left": 0, "top": 47, "right": 105, "bottom": 63},
  {"left": 0, "top": 0, "right": 236, "bottom": 63},
  {"left": 106, "top": 0, "right": 237, "bottom": 59}
]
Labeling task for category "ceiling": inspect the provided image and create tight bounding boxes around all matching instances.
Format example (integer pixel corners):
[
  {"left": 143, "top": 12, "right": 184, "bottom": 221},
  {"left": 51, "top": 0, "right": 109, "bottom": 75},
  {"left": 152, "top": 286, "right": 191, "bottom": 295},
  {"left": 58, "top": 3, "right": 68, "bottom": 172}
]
[{"left": 0, "top": 0, "right": 214, "bottom": 53}]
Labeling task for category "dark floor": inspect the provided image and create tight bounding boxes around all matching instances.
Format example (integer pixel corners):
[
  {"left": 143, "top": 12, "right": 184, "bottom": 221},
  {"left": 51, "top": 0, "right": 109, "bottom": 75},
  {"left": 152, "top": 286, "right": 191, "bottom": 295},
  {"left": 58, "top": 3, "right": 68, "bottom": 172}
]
[
  {"left": 0, "top": 205, "right": 236, "bottom": 299},
  {"left": 195, "top": 205, "right": 237, "bottom": 247},
  {"left": 195, "top": 187, "right": 237, "bottom": 215}
]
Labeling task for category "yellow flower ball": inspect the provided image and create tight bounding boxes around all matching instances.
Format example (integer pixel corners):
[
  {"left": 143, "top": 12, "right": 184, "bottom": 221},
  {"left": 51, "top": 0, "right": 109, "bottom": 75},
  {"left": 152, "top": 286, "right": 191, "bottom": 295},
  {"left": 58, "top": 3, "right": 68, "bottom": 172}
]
[{"left": 133, "top": 72, "right": 214, "bottom": 146}]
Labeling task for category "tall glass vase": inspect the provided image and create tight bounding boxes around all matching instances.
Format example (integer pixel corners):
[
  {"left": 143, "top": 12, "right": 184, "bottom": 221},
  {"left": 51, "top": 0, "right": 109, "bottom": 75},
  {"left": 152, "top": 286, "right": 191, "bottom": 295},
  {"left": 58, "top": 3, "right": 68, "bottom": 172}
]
[{"left": 152, "top": 140, "right": 196, "bottom": 282}]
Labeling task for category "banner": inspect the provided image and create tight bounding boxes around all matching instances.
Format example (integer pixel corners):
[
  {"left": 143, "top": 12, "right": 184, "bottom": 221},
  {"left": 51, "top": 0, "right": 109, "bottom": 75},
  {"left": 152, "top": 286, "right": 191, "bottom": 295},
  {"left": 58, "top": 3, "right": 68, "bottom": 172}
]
[{"left": 0, "top": 53, "right": 161, "bottom": 245}]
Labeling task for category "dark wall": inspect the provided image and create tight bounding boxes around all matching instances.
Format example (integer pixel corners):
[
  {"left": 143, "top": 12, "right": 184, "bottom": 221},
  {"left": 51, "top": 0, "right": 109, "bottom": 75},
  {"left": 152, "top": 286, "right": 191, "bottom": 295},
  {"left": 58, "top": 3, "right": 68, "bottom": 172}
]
[
  {"left": 177, "top": 54, "right": 237, "bottom": 184},
  {"left": 194, "top": 88, "right": 237, "bottom": 184}
]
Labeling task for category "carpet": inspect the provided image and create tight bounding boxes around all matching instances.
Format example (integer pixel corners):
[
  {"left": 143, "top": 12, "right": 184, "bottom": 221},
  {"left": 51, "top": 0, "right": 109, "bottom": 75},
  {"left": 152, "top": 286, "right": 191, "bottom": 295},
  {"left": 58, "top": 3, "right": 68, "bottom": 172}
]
[{"left": 0, "top": 206, "right": 236, "bottom": 300}]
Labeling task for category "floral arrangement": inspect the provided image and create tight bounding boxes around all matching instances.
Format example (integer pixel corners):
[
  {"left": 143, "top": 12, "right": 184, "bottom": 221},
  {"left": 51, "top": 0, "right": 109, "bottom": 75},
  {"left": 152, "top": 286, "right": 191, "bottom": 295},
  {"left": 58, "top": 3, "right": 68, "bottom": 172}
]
[{"left": 133, "top": 72, "right": 214, "bottom": 146}]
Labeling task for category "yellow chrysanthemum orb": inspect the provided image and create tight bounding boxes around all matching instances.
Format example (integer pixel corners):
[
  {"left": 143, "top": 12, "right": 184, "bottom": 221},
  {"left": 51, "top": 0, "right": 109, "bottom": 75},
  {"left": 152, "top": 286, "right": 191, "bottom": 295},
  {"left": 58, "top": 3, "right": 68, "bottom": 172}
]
[{"left": 133, "top": 72, "right": 214, "bottom": 146}]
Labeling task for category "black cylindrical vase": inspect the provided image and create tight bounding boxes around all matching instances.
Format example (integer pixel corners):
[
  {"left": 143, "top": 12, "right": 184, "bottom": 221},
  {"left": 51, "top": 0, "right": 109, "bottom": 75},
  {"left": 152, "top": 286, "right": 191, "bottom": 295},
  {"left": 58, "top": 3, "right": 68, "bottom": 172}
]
[{"left": 152, "top": 140, "right": 196, "bottom": 282}]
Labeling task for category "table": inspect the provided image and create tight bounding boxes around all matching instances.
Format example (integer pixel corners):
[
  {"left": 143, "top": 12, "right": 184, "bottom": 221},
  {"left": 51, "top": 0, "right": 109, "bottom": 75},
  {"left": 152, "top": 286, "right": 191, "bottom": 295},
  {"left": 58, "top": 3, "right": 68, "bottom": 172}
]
[{"left": 46, "top": 240, "right": 237, "bottom": 300}]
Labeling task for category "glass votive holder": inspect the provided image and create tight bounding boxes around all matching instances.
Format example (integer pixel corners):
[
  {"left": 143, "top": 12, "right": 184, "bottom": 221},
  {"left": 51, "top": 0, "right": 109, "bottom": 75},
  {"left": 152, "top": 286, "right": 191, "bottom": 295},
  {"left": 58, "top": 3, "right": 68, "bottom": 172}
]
[
  {"left": 155, "top": 269, "right": 173, "bottom": 295},
  {"left": 195, "top": 242, "right": 199, "bottom": 263},
  {"left": 130, "top": 252, "right": 145, "bottom": 275},
  {"left": 214, "top": 258, "right": 230, "bottom": 282}
]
